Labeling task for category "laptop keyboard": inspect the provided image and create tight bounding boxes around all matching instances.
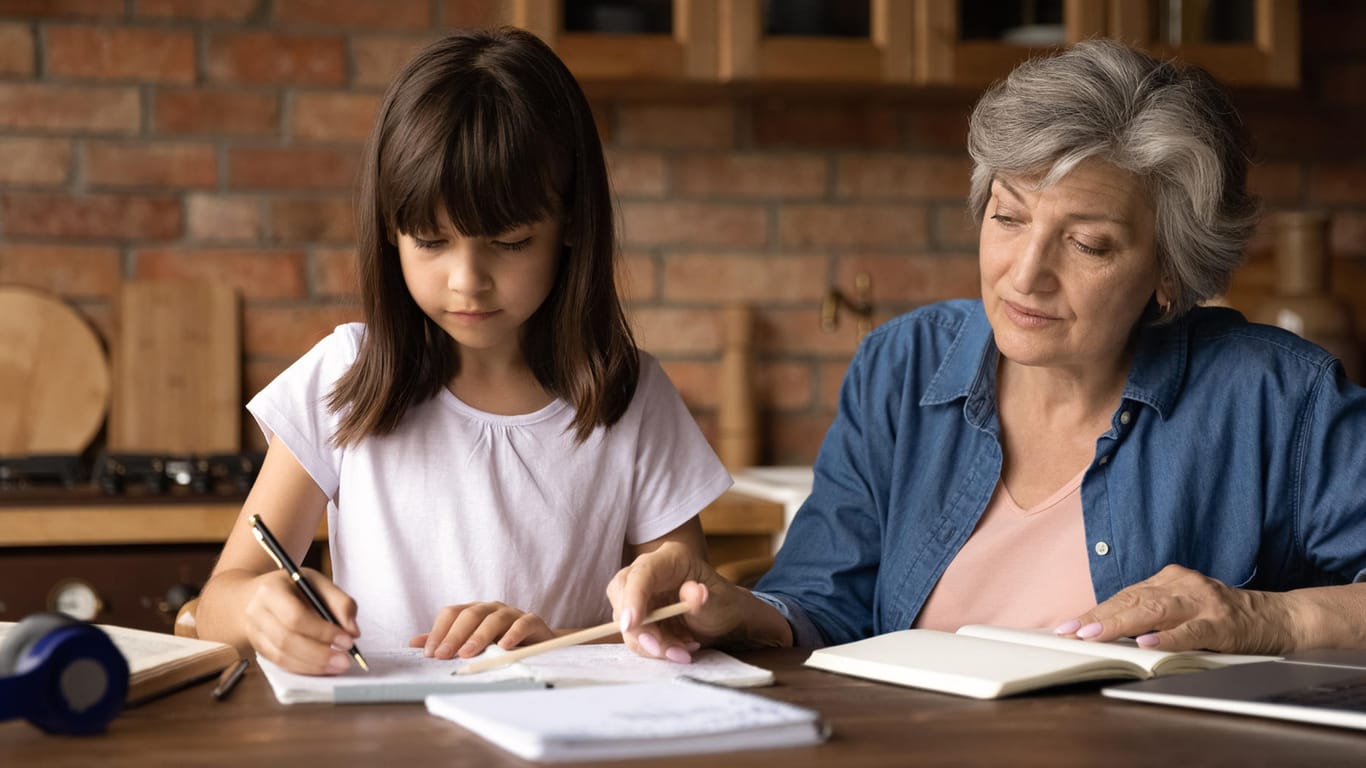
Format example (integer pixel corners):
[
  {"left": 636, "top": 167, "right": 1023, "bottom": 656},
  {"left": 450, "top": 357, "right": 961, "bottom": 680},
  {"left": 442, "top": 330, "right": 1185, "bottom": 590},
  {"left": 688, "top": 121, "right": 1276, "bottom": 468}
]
[{"left": 1261, "top": 676, "right": 1366, "bottom": 713}]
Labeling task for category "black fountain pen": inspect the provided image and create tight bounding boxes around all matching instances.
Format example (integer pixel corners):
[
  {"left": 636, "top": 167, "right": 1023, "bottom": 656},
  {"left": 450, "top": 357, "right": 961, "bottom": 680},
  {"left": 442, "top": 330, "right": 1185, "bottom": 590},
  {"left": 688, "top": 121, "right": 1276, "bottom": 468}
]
[{"left": 248, "top": 514, "right": 370, "bottom": 672}]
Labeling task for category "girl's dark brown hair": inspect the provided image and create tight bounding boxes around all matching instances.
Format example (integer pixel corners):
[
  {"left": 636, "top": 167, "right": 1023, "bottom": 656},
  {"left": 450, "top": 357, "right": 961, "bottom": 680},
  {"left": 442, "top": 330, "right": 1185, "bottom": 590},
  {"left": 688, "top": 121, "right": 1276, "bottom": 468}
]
[{"left": 329, "top": 27, "right": 637, "bottom": 445}]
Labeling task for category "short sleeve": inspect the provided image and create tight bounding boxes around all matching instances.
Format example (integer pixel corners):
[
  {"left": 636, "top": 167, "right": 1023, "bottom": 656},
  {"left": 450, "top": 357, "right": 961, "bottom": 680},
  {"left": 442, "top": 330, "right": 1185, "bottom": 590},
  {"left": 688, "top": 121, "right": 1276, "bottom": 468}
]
[
  {"left": 245, "top": 324, "right": 363, "bottom": 501},
  {"left": 624, "top": 355, "right": 733, "bottom": 545}
]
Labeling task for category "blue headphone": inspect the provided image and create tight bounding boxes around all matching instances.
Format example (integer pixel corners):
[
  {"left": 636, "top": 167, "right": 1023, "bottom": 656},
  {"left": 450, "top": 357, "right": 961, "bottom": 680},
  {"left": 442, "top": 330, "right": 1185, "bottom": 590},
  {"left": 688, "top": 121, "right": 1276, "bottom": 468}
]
[{"left": 0, "top": 612, "right": 129, "bottom": 735}]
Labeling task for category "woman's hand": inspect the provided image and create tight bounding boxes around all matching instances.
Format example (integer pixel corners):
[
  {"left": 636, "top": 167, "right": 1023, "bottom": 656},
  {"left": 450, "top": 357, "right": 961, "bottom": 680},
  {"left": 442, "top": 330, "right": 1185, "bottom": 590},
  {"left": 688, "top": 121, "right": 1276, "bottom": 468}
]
[
  {"left": 1054, "top": 564, "right": 1297, "bottom": 654},
  {"left": 410, "top": 602, "right": 556, "bottom": 659},
  {"left": 607, "top": 541, "right": 789, "bottom": 662},
  {"left": 243, "top": 567, "right": 361, "bottom": 675}
]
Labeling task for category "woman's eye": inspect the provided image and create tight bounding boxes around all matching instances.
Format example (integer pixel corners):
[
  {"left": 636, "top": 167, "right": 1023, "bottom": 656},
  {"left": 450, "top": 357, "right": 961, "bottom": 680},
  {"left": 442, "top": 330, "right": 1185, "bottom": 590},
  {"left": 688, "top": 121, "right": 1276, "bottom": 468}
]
[
  {"left": 989, "top": 213, "right": 1018, "bottom": 226},
  {"left": 494, "top": 237, "right": 533, "bottom": 252},
  {"left": 1072, "top": 239, "right": 1110, "bottom": 257}
]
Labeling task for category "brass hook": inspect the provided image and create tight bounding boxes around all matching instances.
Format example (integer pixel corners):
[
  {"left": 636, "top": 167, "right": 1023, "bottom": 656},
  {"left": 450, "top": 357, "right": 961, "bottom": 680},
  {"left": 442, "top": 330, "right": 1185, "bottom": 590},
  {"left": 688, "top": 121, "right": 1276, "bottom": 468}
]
[{"left": 821, "top": 272, "right": 873, "bottom": 336}]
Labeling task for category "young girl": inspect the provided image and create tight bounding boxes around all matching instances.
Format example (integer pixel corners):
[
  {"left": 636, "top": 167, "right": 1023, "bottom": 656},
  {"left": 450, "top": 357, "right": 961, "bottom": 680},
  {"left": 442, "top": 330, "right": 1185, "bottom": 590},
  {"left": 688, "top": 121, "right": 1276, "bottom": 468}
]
[{"left": 195, "top": 28, "right": 731, "bottom": 675}]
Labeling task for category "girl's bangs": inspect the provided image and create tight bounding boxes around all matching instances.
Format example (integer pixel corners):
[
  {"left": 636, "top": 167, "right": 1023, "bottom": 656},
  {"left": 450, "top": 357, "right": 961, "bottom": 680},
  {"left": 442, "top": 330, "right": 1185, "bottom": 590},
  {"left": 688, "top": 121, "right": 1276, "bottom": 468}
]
[{"left": 383, "top": 84, "right": 565, "bottom": 240}]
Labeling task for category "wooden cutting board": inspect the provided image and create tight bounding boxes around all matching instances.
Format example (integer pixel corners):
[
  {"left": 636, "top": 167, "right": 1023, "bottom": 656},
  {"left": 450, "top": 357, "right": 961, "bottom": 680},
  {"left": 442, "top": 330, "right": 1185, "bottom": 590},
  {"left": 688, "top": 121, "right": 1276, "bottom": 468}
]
[
  {"left": 108, "top": 281, "right": 241, "bottom": 455},
  {"left": 0, "top": 286, "right": 111, "bottom": 457}
]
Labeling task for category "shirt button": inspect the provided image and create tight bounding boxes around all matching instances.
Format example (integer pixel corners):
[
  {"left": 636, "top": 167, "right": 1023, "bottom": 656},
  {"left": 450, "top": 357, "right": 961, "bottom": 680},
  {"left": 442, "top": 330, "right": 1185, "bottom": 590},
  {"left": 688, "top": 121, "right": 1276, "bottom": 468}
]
[
  {"left": 1119, "top": 411, "right": 1131, "bottom": 425},
  {"left": 1098, "top": 455, "right": 1109, "bottom": 466},
  {"left": 1094, "top": 541, "right": 1110, "bottom": 556}
]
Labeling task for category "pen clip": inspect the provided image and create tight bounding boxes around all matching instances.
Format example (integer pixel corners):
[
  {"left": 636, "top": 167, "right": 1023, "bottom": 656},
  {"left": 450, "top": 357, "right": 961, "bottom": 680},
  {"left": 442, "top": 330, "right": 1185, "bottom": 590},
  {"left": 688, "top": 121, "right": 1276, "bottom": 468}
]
[{"left": 250, "top": 526, "right": 286, "bottom": 570}]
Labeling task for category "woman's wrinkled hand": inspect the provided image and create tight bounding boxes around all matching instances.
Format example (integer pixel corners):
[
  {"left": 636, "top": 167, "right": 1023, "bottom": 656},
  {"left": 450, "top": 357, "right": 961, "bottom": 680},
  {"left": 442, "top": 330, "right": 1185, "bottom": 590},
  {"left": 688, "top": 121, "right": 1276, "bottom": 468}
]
[
  {"left": 410, "top": 602, "right": 556, "bottom": 659},
  {"left": 1054, "top": 564, "right": 1297, "bottom": 655}
]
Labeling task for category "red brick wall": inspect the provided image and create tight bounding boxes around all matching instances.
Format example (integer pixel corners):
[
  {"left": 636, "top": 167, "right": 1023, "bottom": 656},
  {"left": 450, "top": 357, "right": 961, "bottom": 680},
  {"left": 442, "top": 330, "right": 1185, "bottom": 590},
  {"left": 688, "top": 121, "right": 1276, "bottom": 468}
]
[{"left": 1, "top": 1, "right": 1363, "bottom": 464}]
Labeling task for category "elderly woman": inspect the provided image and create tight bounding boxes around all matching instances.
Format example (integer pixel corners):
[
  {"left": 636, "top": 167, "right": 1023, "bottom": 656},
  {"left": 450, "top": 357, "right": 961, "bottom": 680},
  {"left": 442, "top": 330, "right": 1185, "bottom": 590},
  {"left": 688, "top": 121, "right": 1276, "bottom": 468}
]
[{"left": 610, "top": 39, "right": 1366, "bottom": 661}]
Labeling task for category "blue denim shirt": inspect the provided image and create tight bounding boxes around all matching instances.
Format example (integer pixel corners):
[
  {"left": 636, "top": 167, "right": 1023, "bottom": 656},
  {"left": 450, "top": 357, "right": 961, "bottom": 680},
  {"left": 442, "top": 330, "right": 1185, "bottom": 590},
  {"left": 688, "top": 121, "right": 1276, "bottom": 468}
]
[{"left": 754, "top": 299, "right": 1366, "bottom": 648}]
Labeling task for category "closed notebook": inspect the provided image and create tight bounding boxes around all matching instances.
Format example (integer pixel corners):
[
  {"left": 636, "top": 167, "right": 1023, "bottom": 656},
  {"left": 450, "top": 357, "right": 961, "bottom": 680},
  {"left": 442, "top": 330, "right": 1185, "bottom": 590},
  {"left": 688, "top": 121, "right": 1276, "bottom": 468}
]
[
  {"left": 258, "top": 644, "right": 774, "bottom": 704},
  {"left": 0, "top": 621, "right": 239, "bottom": 705},
  {"left": 804, "top": 624, "right": 1278, "bottom": 699},
  {"left": 425, "top": 679, "right": 828, "bottom": 762}
]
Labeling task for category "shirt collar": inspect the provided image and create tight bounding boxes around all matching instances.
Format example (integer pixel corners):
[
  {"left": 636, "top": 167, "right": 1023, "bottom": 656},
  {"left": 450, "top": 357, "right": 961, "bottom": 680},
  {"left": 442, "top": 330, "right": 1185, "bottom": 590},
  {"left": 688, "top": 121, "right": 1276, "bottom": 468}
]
[{"left": 919, "top": 300, "right": 1188, "bottom": 420}]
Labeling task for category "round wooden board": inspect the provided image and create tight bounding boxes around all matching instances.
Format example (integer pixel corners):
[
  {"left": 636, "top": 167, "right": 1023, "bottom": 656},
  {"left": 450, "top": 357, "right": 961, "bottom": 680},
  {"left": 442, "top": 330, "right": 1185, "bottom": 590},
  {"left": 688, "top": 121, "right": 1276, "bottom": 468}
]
[{"left": 0, "top": 286, "right": 111, "bottom": 456}]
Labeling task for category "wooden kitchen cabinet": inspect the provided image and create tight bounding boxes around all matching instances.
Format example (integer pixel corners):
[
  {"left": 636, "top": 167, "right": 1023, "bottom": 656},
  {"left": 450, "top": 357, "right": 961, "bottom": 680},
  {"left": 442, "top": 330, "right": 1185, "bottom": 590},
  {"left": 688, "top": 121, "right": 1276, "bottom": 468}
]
[{"left": 511, "top": 0, "right": 1298, "bottom": 87}]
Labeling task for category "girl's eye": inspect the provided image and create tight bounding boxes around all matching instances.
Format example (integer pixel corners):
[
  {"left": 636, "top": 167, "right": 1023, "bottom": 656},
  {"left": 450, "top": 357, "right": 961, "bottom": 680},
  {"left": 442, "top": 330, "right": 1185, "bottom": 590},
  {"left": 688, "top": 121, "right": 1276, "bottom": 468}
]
[
  {"left": 494, "top": 237, "right": 533, "bottom": 252},
  {"left": 413, "top": 237, "right": 445, "bottom": 250}
]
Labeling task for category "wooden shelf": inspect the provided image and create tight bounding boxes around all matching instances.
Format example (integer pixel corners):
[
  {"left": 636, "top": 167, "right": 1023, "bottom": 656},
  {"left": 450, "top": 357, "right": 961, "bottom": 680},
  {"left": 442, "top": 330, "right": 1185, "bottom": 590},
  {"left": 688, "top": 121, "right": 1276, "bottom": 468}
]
[{"left": 0, "top": 490, "right": 783, "bottom": 548}]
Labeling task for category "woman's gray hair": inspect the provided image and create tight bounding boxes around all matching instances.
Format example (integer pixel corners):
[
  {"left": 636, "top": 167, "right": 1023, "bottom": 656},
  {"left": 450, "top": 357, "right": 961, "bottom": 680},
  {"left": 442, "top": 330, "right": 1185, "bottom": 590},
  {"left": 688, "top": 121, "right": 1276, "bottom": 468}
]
[{"left": 967, "top": 39, "right": 1259, "bottom": 321}]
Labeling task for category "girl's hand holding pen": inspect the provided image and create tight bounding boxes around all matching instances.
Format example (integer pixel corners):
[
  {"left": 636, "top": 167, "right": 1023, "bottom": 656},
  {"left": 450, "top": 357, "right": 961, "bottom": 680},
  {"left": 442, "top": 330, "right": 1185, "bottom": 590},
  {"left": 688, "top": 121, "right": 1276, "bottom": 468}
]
[
  {"left": 410, "top": 602, "right": 556, "bottom": 659},
  {"left": 244, "top": 567, "right": 362, "bottom": 676}
]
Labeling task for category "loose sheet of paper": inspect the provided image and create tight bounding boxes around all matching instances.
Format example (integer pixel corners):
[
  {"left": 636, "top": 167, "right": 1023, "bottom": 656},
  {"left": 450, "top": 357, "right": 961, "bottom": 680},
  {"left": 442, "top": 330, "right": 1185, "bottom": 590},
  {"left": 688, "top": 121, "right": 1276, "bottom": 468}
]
[{"left": 515, "top": 644, "right": 774, "bottom": 687}]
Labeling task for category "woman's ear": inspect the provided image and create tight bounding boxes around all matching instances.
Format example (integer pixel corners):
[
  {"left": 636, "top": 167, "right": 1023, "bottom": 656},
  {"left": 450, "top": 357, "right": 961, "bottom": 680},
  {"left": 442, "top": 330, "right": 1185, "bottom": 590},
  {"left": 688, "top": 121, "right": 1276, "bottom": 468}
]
[{"left": 1155, "top": 279, "right": 1174, "bottom": 313}]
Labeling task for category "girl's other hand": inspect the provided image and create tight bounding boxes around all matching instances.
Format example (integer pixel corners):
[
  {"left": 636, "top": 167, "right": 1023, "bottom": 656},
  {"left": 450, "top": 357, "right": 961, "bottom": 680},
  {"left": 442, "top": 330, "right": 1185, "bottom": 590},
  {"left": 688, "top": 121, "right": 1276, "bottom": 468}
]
[
  {"left": 410, "top": 602, "right": 556, "bottom": 659},
  {"left": 243, "top": 567, "right": 361, "bottom": 676}
]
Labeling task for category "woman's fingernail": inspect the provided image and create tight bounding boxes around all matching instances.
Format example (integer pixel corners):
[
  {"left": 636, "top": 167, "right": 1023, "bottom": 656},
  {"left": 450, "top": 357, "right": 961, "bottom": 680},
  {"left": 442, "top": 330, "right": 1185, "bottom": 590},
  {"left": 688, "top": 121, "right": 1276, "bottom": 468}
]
[
  {"left": 619, "top": 608, "right": 634, "bottom": 635},
  {"left": 665, "top": 646, "right": 692, "bottom": 664},
  {"left": 1136, "top": 633, "right": 1160, "bottom": 648},
  {"left": 638, "top": 633, "right": 661, "bottom": 657},
  {"left": 1077, "top": 622, "right": 1103, "bottom": 639},
  {"left": 1054, "top": 619, "right": 1082, "bottom": 635},
  {"left": 685, "top": 641, "right": 701, "bottom": 652},
  {"left": 328, "top": 655, "right": 350, "bottom": 673},
  {"left": 334, "top": 634, "right": 353, "bottom": 650}
]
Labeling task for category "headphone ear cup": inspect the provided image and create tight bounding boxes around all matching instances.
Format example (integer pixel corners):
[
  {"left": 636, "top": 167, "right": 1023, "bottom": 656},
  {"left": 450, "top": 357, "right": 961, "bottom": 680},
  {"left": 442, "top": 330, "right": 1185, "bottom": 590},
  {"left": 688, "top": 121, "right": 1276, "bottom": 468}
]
[
  {"left": 0, "top": 613, "right": 76, "bottom": 676},
  {"left": 3, "top": 613, "right": 129, "bottom": 735}
]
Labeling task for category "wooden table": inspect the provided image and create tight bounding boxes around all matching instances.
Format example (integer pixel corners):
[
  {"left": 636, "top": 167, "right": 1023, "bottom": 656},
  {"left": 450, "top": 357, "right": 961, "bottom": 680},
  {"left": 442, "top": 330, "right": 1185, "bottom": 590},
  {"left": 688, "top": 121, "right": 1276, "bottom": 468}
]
[{"left": 3, "top": 649, "right": 1364, "bottom": 767}]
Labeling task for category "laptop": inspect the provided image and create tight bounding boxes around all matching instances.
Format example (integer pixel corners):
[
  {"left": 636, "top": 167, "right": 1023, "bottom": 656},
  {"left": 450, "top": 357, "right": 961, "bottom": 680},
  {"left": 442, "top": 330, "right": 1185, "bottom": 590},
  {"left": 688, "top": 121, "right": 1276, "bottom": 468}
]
[{"left": 1103, "top": 650, "right": 1366, "bottom": 730}]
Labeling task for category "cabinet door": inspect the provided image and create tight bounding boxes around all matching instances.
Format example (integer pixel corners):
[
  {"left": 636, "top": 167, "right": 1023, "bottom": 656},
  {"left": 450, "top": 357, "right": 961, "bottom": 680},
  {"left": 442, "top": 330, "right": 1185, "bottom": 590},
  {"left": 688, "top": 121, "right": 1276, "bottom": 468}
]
[
  {"left": 514, "top": 0, "right": 719, "bottom": 80},
  {"left": 916, "top": 0, "right": 1105, "bottom": 86},
  {"left": 1106, "top": 0, "right": 1298, "bottom": 86},
  {"left": 721, "top": 0, "right": 917, "bottom": 83}
]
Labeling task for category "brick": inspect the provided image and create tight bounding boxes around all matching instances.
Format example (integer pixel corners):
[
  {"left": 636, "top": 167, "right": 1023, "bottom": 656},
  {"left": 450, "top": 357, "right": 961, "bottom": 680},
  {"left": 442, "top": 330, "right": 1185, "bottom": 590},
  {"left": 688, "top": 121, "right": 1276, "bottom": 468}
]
[
  {"left": 902, "top": 106, "right": 972, "bottom": 151},
  {"left": 818, "top": 358, "right": 854, "bottom": 410},
  {"left": 0, "top": 138, "right": 72, "bottom": 186},
  {"left": 619, "top": 202, "right": 768, "bottom": 247},
  {"left": 207, "top": 31, "right": 346, "bottom": 86},
  {"left": 0, "top": 244, "right": 121, "bottom": 297},
  {"left": 290, "top": 92, "right": 380, "bottom": 142},
  {"left": 754, "top": 101, "right": 899, "bottom": 149},
  {"left": 605, "top": 150, "right": 667, "bottom": 198},
  {"left": 438, "top": 0, "right": 511, "bottom": 27},
  {"left": 229, "top": 147, "right": 360, "bottom": 189},
  {"left": 768, "top": 413, "right": 833, "bottom": 465},
  {"left": 779, "top": 205, "right": 929, "bottom": 248},
  {"left": 934, "top": 204, "right": 979, "bottom": 248},
  {"left": 628, "top": 307, "right": 721, "bottom": 355},
  {"left": 1315, "top": 63, "right": 1366, "bottom": 108},
  {"left": 0, "top": 24, "right": 34, "bottom": 76},
  {"left": 1331, "top": 212, "right": 1366, "bottom": 259},
  {"left": 617, "top": 104, "right": 735, "bottom": 149},
  {"left": 663, "top": 253, "right": 827, "bottom": 302},
  {"left": 45, "top": 26, "right": 195, "bottom": 83},
  {"left": 757, "top": 361, "right": 815, "bottom": 411},
  {"left": 134, "top": 248, "right": 308, "bottom": 300},
  {"left": 187, "top": 194, "right": 263, "bottom": 241},
  {"left": 243, "top": 304, "right": 362, "bottom": 359},
  {"left": 268, "top": 197, "right": 355, "bottom": 242},
  {"left": 836, "top": 253, "right": 980, "bottom": 304},
  {"left": 0, "top": 0, "right": 122, "bottom": 17},
  {"left": 1309, "top": 165, "right": 1366, "bottom": 205},
  {"left": 1248, "top": 162, "right": 1304, "bottom": 205},
  {"left": 673, "top": 154, "right": 828, "bottom": 199},
  {"left": 616, "top": 250, "right": 656, "bottom": 301},
  {"left": 275, "top": 0, "right": 430, "bottom": 29},
  {"left": 84, "top": 141, "right": 218, "bottom": 188},
  {"left": 154, "top": 88, "right": 280, "bottom": 136},
  {"left": 352, "top": 35, "right": 431, "bottom": 88},
  {"left": 0, "top": 193, "right": 181, "bottom": 240},
  {"left": 0, "top": 83, "right": 139, "bottom": 134},
  {"left": 837, "top": 154, "right": 973, "bottom": 201},
  {"left": 134, "top": 0, "right": 261, "bottom": 20},
  {"left": 658, "top": 360, "right": 721, "bottom": 409},
  {"left": 763, "top": 307, "right": 880, "bottom": 355},
  {"left": 313, "top": 247, "right": 358, "bottom": 297}
]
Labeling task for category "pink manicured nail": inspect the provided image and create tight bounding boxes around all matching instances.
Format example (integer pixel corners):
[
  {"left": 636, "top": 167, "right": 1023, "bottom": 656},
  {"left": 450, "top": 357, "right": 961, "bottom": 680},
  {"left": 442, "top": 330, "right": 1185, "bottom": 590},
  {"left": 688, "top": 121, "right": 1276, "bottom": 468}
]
[
  {"left": 1076, "top": 622, "right": 1103, "bottom": 639},
  {"left": 685, "top": 641, "right": 701, "bottom": 652},
  {"left": 1054, "top": 619, "right": 1082, "bottom": 635},
  {"left": 618, "top": 608, "right": 634, "bottom": 635},
  {"left": 638, "top": 632, "right": 661, "bottom": 657},
  {"left": 664, "top": 646, "right": 692, "bottom": 664},
  {"left": 1136, "top": 633, "right": 1160, "bottom": 648}
]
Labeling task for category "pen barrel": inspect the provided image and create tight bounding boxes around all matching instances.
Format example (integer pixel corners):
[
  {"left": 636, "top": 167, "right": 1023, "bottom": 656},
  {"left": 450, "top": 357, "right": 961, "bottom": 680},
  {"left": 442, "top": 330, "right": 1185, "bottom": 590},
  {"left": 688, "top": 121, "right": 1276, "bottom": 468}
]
[{"left": 292, "top": 571, "right": 339, "bottom": 624}]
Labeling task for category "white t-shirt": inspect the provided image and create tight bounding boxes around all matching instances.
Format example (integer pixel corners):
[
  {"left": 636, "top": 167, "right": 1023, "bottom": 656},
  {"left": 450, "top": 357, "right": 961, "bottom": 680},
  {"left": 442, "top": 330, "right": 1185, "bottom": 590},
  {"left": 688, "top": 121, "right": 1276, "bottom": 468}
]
[{"left": 247, "top": 323, "right": 732, "bottom": 649}]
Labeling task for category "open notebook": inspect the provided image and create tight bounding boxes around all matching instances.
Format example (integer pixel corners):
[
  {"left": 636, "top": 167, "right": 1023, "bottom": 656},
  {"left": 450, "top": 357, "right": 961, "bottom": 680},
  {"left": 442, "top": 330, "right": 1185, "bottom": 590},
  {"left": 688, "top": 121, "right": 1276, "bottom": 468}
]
[
  {"left": 804, "top": 624, "right": 1276, "bottom": 699},
  {"left": 425, "top": 679, "right": 827, "bottom": 762},
  {"left": 258, "top": 644, "right": 774, "bottom": 704}
]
